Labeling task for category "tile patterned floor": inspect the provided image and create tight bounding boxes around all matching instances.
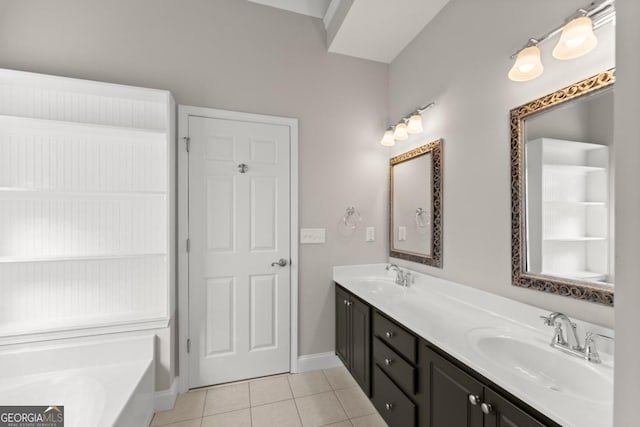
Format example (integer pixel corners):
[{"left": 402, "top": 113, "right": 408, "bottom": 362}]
[{"left": 151, "top": 367, "right": 388, "bottom": 427}]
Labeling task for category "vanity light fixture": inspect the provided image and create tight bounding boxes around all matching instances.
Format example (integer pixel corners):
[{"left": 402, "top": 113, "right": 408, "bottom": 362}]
[
  {"left": 508, "top": 0, "right": 615, "bottom": 82},
  {"left": 380, "top": 126, "right": 396, "bottom": 146},
  {"left": 380, "top": 102, "right": 435, "bottom": 146}
]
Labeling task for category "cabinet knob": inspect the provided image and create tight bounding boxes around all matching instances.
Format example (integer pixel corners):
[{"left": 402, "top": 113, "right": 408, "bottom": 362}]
[
  {"left": 468, "top": 394, "right": 480, "bottom": 406},
  {"left": 384, "top": 358, "right": 393, "bottom": 366},
  {"left": 385, "top": 403, "right": 394, "bottom": 411},
  {"left": 481, "top": 402, "right": 493, "bottom": 415},
  {"left": 346, "top": 301, "right": 353, "bottom": 306},
  {"left": 385, "top": 331, "right": 394, "bottom": 338},
  {"left": 343, "top": 299, "right": 348, "bottom": 305}
]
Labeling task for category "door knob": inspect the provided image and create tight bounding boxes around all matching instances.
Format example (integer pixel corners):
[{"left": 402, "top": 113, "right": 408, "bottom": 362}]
[
  {"left": 271, "top": 258, "right": 288, "bottom": 267},
  {"left": 468, "top": 394, "right": 480, "bottom": 406},
  {"left": 481, "top": 402, "right": 493, "bottom": 415}
]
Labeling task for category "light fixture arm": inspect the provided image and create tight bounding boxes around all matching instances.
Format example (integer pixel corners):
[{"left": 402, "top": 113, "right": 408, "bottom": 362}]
[{"left": 509, "top": 0, "right": 615, "bottom": 59}]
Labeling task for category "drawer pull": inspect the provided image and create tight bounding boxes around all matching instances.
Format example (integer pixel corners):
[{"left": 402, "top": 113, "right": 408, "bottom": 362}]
[
  {"left": 385, "top": 331, "right": 395, "bottom": 338},
  {"left": 384, "top": 358, "right": 393, "bottom": 366},
  {"left": 385, "top": 403, "right": 394, "bottom": 411},
  {"left": 468, "top": 394, "right": 480, "bottom": 405},
  {"left": 481, "top": 402, "right": 493, "bottom": 415}
]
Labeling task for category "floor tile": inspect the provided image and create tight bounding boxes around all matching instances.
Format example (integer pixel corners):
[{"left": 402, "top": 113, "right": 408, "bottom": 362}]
[
  {"left": 323, "top": 367, "right": 358, "bottom": 390},
  {"left": 321, "top": 421, "right": 352, "bottom": 427},
  {"left": 295, "top": 391, "right": 348, "bottom": 427},
  {"left": 288, "top": 371, "right": 333, "bottom": 397},
  {"left": 334, "top": 386, "right": 376, "bottom": 418},
  {"left": 203, "top": 382, "right": 250, "bottom": 416},
  {"left": 152, "top": 419, "right": 202, "bottom": 427},
  {"left": 350, "top": 412, "right": 388, "bottom": 427},
  {"left": 251, "top": 399, "right": 302, "bottom": 427},
  {"left": 201, "top": 408, "right": 251, "bottom": 427},
  {"left": 151, "top": 390, "right": 205, "bottom": 426},
  {"left": 250, "top": 375, "right": 293, "bottom": 406}
]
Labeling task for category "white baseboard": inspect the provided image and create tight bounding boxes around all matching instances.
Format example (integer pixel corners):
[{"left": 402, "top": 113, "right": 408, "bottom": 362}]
[
  {"left": 296, "top": 352, "right": 343, "bottom": 373},
  {"left": 155, "top": 376, "right": 179, "bottom": 412}
]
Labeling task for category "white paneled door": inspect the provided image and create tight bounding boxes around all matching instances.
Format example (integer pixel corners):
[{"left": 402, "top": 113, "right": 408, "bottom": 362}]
[{"left": 188, "top": 115, "right": 291, "bottom": 387}]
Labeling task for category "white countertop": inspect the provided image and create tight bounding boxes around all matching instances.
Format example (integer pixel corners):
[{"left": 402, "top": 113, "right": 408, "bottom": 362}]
[{"left": 333, "top": 264, "right": 614, "bottom": 427}]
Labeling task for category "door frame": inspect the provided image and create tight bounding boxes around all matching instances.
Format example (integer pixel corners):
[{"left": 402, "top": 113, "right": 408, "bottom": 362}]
[{"left": 177, "top": 105, "right": 299, "bottom": 393}]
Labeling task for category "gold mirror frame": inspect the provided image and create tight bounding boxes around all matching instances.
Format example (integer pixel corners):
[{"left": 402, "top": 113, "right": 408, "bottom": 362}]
[
  {"left": 389, "top": 139, "right": 443, "bottom": 267},
  {"left": 510, "top": 69, "right": 615, "bottom": 306}
]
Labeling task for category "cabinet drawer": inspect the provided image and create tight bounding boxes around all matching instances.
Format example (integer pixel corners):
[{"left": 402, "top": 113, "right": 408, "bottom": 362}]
[
  {"left": 372, "top": 365, "right": 416, "bottom": 427},
  {"left": 373, "top": 337, "right": 416, "bottom": 395},
  {"left": 374, "top": 311, "right": 417, "bottom": 363}
]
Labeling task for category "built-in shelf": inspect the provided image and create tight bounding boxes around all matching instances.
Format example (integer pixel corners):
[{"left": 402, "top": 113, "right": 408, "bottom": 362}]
[
  {"left": 0, "top": 253, "right": 167, "bottom": 264},
  {"left": 543, "top": 237, "right": 606, "bottom": 242},
  {"left": 0, "top": 188, "right": 166, "bottom": 197},
  {"left": 544, "top": 164, "right": 606, "bottom": 173},
  {"left": 543, "top": 201, "right": 606, "bottom": 206},
  {"left": 527, "top": 138, "right": 609, "bottom": 282},
  {"left": 0, "top": 114, "right": 165, "bottom": 141},
  {"left": 0, "top": 67, "right": 175, "bottom": 339}
]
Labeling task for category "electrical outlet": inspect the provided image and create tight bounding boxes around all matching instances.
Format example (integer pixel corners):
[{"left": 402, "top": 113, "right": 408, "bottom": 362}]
[
  {"left": 366, "top": 226, "right": 375, "bottom": 242},
  {"left": 300, "top": 228, "right": 326, "bottom": 244}
]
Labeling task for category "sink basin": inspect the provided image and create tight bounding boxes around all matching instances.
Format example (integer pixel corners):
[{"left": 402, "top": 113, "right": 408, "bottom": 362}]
[
  {"left": 468, "top": 330, "right": 612, "bottom": 403},
  {"left": 353, "top": 278, "right": 400, "bottom": 296}
]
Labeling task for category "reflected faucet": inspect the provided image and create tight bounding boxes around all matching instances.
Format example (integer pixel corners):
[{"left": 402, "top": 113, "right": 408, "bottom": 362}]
[{"left": 386, "top": 264, "right": 411, "bottom": 287}]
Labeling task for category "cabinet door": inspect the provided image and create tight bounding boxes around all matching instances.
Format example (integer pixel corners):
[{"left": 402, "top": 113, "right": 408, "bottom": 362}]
[
  {"left": 483, "top": 388, "right": 548, "bottom": 427},
  {"left": 335, "top": 285, "right": 350, "bottom": 366},
  {"left": 350, "top": 295, "right": 371, "bottom": 395},
  {"left": 423, "top": 347, "right": 483, "bottom": 427}
]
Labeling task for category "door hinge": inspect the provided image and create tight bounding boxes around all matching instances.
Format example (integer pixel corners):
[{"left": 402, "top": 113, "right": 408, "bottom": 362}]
[
  {"left": 187, "top": 338, "right": 191, "bottom": 353},
  {"left": 184, "top": 136, "right": 191, "bottom": 152},
  {"left": 186, "top": 238, "right": 191, "bottom": 253}
]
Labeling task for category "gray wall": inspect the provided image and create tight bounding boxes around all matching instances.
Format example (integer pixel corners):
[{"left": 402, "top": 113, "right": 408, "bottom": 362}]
[
  {"left": 614, "top": 0, "right": 640, "bottom": 424},
  {"left": 388, "top": 0, "right": 615, "bottom": 328},
  {"left": 0, "top": 0, "right": 389, "bottom": 388}
]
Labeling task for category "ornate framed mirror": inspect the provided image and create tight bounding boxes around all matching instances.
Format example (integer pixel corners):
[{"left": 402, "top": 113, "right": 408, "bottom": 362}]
[
  {"left": 389, "top": 139, "right": 443, "bottom": 267},
  {"left": 511, "top": 70, "right": 614, "bottom": 305}
]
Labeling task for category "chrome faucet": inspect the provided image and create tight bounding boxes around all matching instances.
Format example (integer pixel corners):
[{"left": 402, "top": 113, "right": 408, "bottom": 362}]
[
  {"left": 540, "top": 312, "right": 613, "bottom": 363},
  {"left": 385, "top": 264, "right": 411, "bottom": 287}
]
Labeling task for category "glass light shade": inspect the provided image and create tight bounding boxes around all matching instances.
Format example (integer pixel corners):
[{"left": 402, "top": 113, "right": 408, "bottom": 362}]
[
  {"left": 393, "top": 123, "right": 409, "bottom": 141},
  {"left": 380, "top": 129, "right": 395, "bottom": 146},
  {"left": 552, "top": 16, "right": 598, "bottom": 60},
  {"left": 407, "top": 114, "right": 423, "bottom": 134},
  {"left": 508, "top": 46, "right": 544, "bottom": 82}
]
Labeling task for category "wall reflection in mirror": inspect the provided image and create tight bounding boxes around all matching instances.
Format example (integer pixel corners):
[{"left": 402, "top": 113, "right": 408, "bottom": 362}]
[
  {"left": 390, "top": 140, "right": 442, "bottom": 267},
  {"left": 511, "top": 70, "right": 614, "bottom": 305}
]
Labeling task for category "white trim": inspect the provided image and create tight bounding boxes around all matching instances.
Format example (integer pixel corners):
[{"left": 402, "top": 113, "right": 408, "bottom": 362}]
[
  {"left": 297, "top": 352, "right": 344, "bottom": 372},
  {"left": 155, "top": 376, "right": 179, "bottom": 412},
  {"left": 0, "top": 318, "right": 170, "bottom": 346},
  {"left": 177, "top": 106, "right": 299, "bottom": 392}
]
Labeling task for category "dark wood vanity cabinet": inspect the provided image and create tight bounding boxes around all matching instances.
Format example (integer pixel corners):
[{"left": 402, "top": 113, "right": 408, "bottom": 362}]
[
  {"left": 422, "top": 345, "right": 558, "bottom": 427},
  {"left": 335, "top": 285, "right": 371, "bottom": 395},
  {"left": 334, "top": 284, "right": 560, "bottom": 427}
]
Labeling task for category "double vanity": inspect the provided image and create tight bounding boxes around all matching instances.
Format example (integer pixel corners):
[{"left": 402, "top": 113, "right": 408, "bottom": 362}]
[{"left": 333, "top": 264, "right": 613, "bottom": 427}]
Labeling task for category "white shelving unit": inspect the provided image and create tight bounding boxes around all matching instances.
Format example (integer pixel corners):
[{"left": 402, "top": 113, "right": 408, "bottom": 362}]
[
  {"left": 526, "top": 138, "right": 609, "bottom": 283},
  {"left": 0, "top": 68, "right": 175, "bottom": 338}
]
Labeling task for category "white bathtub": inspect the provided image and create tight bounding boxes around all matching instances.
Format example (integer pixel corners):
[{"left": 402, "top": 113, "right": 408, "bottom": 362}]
[{"left": 0, "top": 334, "right": 155, "bottom": 427}]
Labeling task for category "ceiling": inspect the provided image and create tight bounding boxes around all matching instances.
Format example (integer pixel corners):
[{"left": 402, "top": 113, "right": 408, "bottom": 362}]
[{"left": 248, "top": 0, "right": 451, "bottom": 64}]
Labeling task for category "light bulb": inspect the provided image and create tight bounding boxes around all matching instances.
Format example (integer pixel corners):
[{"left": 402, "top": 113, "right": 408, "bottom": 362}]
[
  {"left": 553, "top": 16, "right": 598, "bottom": 60},
  {"left": 407, "top": 114, "right": 423, "bottom": 134},
  {"left": 380, "top": 129, "right": 395, "bottom": 147},
  {"left": 393, "top": 123, "right": 409, "bottom": 141},
  {"left": 508, "top": 46, "right": 544, "bottom": 82}
]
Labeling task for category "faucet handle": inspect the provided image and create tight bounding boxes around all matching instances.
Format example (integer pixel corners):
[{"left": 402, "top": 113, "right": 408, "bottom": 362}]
[
  {"left": 540, "top": 315, "right": 554, "bottom": 326},
  {"left": 584, "top": 332, "right": 613, "bottom": 364}
]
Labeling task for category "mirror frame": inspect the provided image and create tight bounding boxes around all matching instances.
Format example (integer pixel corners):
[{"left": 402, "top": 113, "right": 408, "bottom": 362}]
[
  {"left": 389, "top": 139, "right": 443, "bottom": 267},
  {"left": 510, "top": 69, "right": 615, "bottom": 306}
]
